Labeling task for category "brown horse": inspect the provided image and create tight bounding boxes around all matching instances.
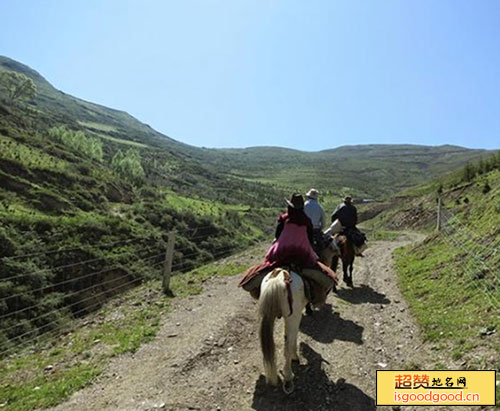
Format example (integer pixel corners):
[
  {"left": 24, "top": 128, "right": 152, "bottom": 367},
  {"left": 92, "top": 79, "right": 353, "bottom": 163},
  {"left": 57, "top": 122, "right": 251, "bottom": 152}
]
[{"left": 331, "top": 234, "right": 355, "bottom": 287}]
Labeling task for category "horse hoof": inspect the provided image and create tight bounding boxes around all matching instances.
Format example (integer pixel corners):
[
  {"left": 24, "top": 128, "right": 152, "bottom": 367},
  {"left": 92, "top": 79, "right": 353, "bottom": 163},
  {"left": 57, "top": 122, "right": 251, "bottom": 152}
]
[{"left": 282, "top": 379, "right": 294, "bottom": 394}]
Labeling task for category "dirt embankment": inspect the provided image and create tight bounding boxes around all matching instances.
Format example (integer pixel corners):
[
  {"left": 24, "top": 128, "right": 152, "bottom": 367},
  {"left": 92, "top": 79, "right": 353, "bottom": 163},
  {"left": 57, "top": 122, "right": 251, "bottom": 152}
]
[{"left": 49, "top": 233, "right": 484, "bottom": 411}]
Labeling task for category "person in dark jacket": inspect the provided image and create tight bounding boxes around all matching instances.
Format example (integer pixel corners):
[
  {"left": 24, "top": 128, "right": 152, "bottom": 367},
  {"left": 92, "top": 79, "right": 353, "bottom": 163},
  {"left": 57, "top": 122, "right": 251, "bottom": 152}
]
[
  {"left": 331, "top": 196, "right": 367, "bottom": 256},
  {"left": 331, "top": 196, "right": 357, "bottom": 228}
]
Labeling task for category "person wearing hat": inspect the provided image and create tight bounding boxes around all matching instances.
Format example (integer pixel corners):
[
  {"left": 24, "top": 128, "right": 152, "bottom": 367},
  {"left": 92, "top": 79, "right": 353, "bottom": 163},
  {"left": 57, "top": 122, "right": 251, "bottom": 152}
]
[
  {"left": 239, "top": 193, "right": 338, "bottom": 307},
  {"left": 331, "top": 195, "right": 358, "bottom": 229},
  {"left": 304, "top": 188, "right": 327, "bottom": 254},
  {"left": 331, "top": 196, "right": 367, "bottom": 256},
  {"left": 265, "top": 193, "right": 317, "bottom": 268}
]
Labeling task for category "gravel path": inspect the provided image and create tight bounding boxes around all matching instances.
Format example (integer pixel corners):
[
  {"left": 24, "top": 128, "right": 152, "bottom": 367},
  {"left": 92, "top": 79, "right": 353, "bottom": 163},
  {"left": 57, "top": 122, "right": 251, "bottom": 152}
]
[{"left": 48, "top": 233, "right": 481, "bottom": 411}]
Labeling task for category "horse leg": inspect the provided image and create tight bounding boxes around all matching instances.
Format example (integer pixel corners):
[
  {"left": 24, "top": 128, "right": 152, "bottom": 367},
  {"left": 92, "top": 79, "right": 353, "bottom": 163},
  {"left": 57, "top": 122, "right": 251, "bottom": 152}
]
[
  {"left": 344, "top": 260, "right": 353, "bottom": 288},
  {"left": 349, "top": 261, "right": 354, "bottom": 286},
  {"left": 342, "top": 259, "right": 348, "bottom": 284},
  {"left": 283, "top": 312, "right": 301, "bottom": 394}
]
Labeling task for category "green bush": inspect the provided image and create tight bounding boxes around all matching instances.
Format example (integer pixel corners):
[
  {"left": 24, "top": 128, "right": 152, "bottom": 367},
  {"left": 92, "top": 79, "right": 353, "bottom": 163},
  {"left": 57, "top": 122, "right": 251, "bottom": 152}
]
[{"left": 48, "top": 126, "right": 103, "bottom": 162}]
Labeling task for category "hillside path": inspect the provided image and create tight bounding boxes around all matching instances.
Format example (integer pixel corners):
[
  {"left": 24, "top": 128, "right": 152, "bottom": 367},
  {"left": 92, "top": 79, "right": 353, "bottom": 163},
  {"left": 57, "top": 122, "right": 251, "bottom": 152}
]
[{"left": 49, "top": 232, "right": 477, "bottom": 411}]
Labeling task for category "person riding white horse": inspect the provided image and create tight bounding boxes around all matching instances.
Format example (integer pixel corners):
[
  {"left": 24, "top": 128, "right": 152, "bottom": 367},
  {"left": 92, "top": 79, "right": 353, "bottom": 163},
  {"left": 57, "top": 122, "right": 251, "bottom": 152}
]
[{"left": 239, "top": 193, "right": 338, "bottom": 393}]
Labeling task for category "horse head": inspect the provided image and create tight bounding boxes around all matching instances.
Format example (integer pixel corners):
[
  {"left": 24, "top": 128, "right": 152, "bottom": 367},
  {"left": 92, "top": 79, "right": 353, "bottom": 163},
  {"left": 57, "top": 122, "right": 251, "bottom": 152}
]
[{"left": 323, "top": 219, "right": 343, "bottom": 237}]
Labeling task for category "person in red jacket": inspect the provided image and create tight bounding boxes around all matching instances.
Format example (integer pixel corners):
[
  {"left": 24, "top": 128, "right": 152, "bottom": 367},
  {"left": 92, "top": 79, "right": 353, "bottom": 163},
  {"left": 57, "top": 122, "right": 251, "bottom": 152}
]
[
  {"left": 239, "top": 193, "right": 337, "bottom": 313},
  {"left": 265, "top": 193, "right": 318, "bottom": 267}
]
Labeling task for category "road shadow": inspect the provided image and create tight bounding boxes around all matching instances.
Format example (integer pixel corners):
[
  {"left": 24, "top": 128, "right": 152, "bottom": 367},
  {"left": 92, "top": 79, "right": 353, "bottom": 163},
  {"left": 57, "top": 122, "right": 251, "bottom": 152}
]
[
  {"left": 251, "top": 342, "right": 376, "bottom": 411},
  {"left": 335, "top": 284, "right": 390, "bottom": 305},
  {"left": 299, "top": 303, "right": 363, "bottom": 345}
]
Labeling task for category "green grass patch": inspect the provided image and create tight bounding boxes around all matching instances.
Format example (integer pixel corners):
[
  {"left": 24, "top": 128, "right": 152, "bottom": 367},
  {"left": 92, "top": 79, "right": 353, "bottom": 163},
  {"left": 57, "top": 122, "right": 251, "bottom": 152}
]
[
  {"left": 93, "top": 132, "right": 149, "bottom": 148},
  {"left": 395, "top": 242, "right": 498, "bottom": 343},
  {"left": 395, "top": 228, "right": 499, "bottom": 408},
  {"left": 163, "top": 191, "right": 248, "bottom": 218},
  {"left": 78, "top": 121, "right": 117, "bottom": 133},
  {"left": 170, "top": 261, "right": 247, "bottom": 298},
  {"left": 0, "top": 362, "right": 101, "bottom": 410},
  {"left": 361, "top": 227, "right": 400, "bottom": 241},
  {"left": 0, "top": 253, "right": 249, "bottom": 410},
  {"left": 0, "top": 134, "right": 68, "bottom": 172},
  {"left": 0, "top": 282, "right": 166, "bottom": 411}
]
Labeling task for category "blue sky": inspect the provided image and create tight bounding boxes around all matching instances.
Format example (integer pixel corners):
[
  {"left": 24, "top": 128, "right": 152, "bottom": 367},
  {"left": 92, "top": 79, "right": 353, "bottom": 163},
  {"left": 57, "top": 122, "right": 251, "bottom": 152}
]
[{"left": 1, "top": 0, "right": 499, "bottom": 150}]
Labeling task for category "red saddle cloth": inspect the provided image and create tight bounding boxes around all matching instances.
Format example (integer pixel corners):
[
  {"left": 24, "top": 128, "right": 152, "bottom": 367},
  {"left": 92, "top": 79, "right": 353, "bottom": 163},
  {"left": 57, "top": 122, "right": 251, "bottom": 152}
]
[{"left": 239, "top": 259, "right": 337, "bottom": 302}]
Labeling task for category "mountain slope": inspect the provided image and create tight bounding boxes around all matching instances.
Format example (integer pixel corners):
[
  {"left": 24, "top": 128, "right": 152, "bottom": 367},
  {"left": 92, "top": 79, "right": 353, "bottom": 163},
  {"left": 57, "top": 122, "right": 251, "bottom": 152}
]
[
  {"left": 1, "top": 55, "right": 493, "bottom": 202},
  {"left": 206, "top": 144, "right": 491, "bottom": 201},
  {"left": 0, "top": 54, "right": 497, "bottom": 357}
]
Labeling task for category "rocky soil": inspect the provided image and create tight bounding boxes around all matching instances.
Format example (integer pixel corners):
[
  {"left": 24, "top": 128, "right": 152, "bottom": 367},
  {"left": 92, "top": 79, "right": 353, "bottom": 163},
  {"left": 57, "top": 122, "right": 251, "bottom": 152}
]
[{"left": 48, "top": 233, "right": 486, "bottom": 411}]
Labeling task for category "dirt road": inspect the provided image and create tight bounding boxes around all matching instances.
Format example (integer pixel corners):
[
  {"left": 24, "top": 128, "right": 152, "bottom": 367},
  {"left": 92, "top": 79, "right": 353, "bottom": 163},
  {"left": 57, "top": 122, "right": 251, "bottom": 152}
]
[{"left": 49, "top": 233, "right": 476, "bottom": 411}]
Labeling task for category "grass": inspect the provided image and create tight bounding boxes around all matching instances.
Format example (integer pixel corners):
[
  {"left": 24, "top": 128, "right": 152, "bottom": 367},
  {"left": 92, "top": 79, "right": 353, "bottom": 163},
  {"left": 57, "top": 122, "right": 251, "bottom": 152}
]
[
  {"left": 391, "top": 168, "right": 500, "bottom": 404},
  {"left": 395, "top": 241, "right": 499, "bottom": 343},
  {"left": 163, "top": 191, "right": 249, "bottom": 218},
  {"left": 0, "top": 255, "right": 247, "bottom": 410},
  {"left": 0, "top": 134, "right": 68, "bottom": 172},
  {"left": 78, "top": 121, "right": 117, "bottom": 133},
  {"left": 0, "top": 282, "right": 166, "bottom": 410},
  {"left": 361, "top": 226, "right": 400, "bottom": 241},
  {"left": 170, "top": 261, "right": 247, "bottom": 297},
  {"left": 92, "top": 132, "right": 149, "bottom": 148}
]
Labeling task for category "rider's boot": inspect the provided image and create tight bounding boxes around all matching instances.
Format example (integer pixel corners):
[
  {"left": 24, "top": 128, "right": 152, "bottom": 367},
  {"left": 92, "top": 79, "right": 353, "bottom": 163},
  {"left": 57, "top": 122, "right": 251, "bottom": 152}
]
[{"left": 305, "top": 303, "right": 313, "bottom": 316}]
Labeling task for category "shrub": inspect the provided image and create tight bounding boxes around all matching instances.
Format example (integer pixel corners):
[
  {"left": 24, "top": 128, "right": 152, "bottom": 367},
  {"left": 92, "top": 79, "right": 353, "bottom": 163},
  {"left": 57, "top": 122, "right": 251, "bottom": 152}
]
[{"left": 48, "top": 126, "right": 103, "bottom": 162}]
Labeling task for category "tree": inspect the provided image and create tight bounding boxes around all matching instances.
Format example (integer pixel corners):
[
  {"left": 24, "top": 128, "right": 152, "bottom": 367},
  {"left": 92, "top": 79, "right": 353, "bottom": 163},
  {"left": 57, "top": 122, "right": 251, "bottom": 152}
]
[
  {"left": 0, "top": 71, "right": 37, "bottom": 104},
  {"left": 462, "top": 162, "right": 476, "bottom": 182},
  {"left": 48, "top": 126, "right": 103, "bottom": 161},
  {"left": 112, "top": 149, "right": 145, "bottom": 183}
]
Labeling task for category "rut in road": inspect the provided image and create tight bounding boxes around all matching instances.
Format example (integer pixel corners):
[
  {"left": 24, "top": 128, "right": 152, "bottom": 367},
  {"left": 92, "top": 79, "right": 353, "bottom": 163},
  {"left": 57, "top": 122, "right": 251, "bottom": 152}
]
[{"left": 49, "top": 233, "right": 474, "bottom": 411}]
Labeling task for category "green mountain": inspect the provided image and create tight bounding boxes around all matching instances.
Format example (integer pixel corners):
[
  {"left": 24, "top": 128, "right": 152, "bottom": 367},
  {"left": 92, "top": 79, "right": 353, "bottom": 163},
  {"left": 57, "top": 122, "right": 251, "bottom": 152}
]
[
  {"left": 0, "top": 55, "right": 496, "bottom": 353},
  {"left": 204, "top": 144, "right": 491, "bottom": 204},
  {"left": 1, "top": 55, "right": 492, "bottom": 203},
  {"left": 0, "top": 56, "right": 283, "bottom": 352}
]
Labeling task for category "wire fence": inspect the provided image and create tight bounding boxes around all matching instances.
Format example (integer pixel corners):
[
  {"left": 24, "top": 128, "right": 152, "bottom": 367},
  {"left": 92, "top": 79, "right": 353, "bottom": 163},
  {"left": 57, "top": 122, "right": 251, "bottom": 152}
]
[
  {"left": 434, "top": 184, "right": 500, "bottom": 311},
  {"left": 0, "top": 220, "right": 269, "bottom": 357}
]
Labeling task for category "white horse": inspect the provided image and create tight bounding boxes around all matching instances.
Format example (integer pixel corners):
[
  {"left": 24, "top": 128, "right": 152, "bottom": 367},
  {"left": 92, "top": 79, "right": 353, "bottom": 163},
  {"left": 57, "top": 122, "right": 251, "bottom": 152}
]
[
  {"left": 259, "top": 268, "right": 308, "bottom": 394},
  {"left": 258, "top": 223, "right": 343, "bottom": 393}
]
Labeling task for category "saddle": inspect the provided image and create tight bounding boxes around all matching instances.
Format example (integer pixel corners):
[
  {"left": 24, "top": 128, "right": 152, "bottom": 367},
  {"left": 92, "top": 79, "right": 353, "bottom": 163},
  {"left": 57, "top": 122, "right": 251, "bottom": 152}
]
[
  {"left": 239, "top": 261, "right": 337, "bottom": 306},
  {"left": 344, "top": 227, "right": 367, "bottom": 247}
]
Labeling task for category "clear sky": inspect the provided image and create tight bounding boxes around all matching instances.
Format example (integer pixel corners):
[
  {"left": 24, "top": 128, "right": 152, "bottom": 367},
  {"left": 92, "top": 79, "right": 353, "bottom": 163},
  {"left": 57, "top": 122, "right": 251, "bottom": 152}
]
[{"left": 1, "top": 0, "right": 499, "bottom": 151}]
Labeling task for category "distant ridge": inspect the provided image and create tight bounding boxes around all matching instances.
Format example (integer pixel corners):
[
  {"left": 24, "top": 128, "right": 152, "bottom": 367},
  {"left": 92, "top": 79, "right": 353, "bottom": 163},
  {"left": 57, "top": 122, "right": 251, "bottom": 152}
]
[{"left": 0, "top": 55, "right": 493, "bottom": 199}]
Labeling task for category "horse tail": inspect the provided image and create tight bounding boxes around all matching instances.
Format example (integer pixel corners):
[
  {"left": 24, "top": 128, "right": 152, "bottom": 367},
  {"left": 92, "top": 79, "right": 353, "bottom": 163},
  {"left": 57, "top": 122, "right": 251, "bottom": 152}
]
[{"left": 259, "top": 268, "right": 289, "bottom": 386}]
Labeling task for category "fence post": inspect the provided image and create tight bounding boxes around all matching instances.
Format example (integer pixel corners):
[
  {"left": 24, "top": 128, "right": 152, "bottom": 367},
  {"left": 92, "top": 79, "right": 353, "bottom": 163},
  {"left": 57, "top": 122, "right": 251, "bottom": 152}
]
[
  {"left": 162, "top": 231, "right": 176, "bottom": 296},
  {"left": 436, "top": 196, "right": 442, "bottom": 232}
]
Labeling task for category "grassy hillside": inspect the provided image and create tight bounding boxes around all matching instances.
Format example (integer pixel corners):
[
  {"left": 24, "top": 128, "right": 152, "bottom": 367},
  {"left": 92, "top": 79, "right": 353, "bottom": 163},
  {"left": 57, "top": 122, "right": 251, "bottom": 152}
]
[
  {"left": 1, "top": 55, "right": 491, "bottom": 203},
  {"left": 368, "top": 155, "right": 500, "bottom": 401},
  {"left": 204, "top": 144, "right": 491, "bottom": 202},
  {"left": 0, "top": 54, "right": 496, "bottom": 359},
  {"left": 0, "top": 60, "right": 283, "bottom": 354}
]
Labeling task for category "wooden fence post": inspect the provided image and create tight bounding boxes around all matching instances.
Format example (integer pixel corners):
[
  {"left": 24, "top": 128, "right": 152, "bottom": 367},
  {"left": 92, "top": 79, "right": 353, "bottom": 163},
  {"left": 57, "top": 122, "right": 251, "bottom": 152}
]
[
  {"left": 436, "top": 196, "right": 442, "bottom": 232},
  {"left": 162, "top": 231, "right": 176, "bottom": 296}
]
